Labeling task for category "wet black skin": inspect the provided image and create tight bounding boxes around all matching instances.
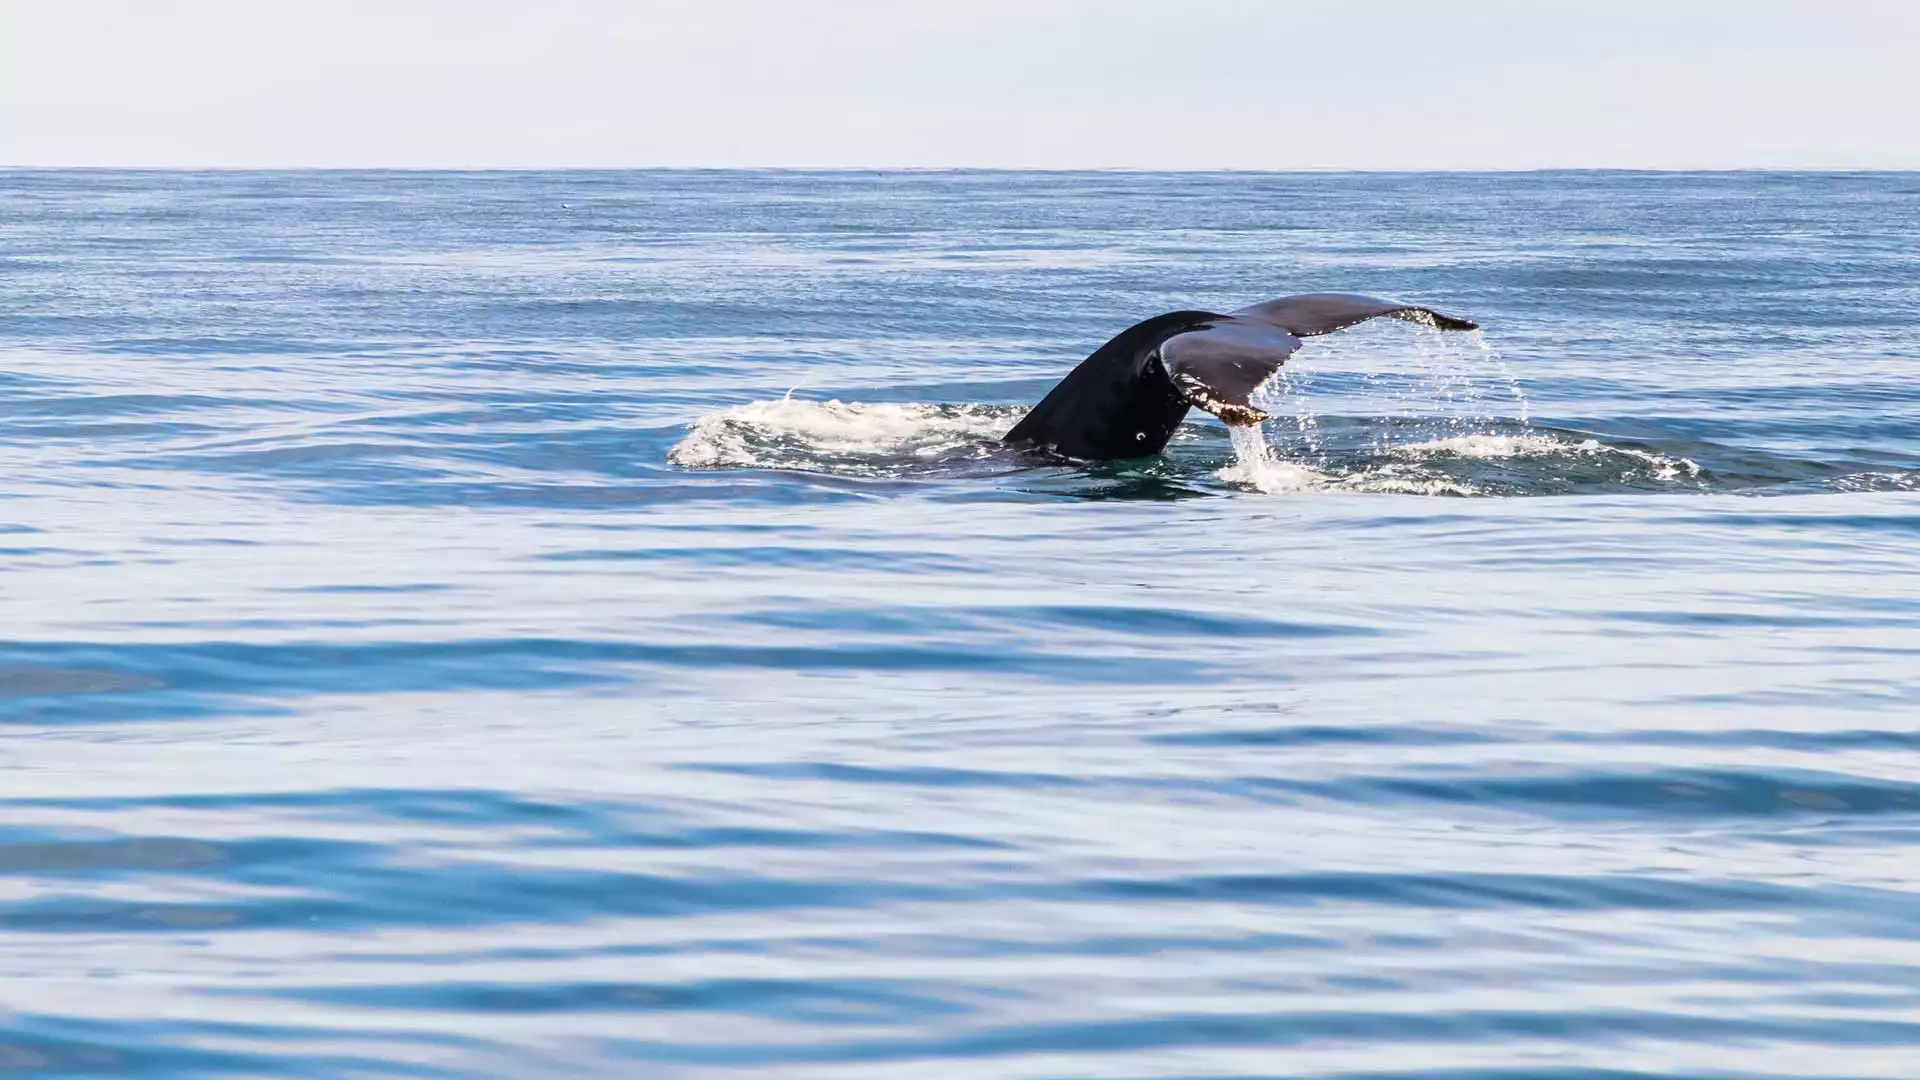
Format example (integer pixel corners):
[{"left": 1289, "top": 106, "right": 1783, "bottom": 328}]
[{"left": 1002, "top": 311, "right": 1223, "bottom": 461}]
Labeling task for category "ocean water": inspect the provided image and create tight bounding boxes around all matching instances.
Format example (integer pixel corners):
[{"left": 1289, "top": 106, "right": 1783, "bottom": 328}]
[{"left": 1, "top": 169, "right": 1918, "bottom": 1078}]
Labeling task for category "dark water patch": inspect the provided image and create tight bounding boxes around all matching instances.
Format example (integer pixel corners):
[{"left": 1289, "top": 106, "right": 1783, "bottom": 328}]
[
  {"left": 0, "top": 665, "right": 166, "bottom": 699},
  {"left": 595, "top": 1007, "right": 1920, "bottom": 1066},
  {"left": 1066, "top": 871, "right": 1915, "bottom": 921},
  {"left": 1594, "top": 728, "right": 1920, "bottom": 751},
  {"left": 124, "top": 441, "right": 472, "bottom": 484},
  {"left": 1, "top": 393, "right": 258, "bottom": 418},
  {"left": 1344, "top": 768, "right": 1920, "bottom": 821},
  {"left": 1638, "top": 682, "right": 1920, "bottom": 712},
  {"left": 3, "top": 786, "right": 619, "bottom": 827},
  {"left": 1297, "top": 1060, "right": 1881, "bottom": 1068},
  {"left": 148, "top": 535, "right": 260, "bottom": 547},
  {"left": 1601, "top": 608, "right": 1920, "bottom": 631},
  {"left": 0, "top": 633, "right": 1213, "bottom": 726},
  {"left": 90, "top": 336, "right": 374, "bottom": 358},
  {"left": 682, "top": 761, "right": 1090, "bottom": 791},
  {"left": 297, "top": 475, "right": 901, "bottom": 509},
  {"left": 235, "top": 976, "right": 978, "bottom": 1024},
  {"left": 536, "top": 544, "right": 982, "bottom": 574},
  {"left": 0, "top": 834, "right": 360, "bottom": 882},
  {"left": 273, "top": 582, "right": 455, "bottom": 595},
  {"left": 1672, "top": 512, "right": 1920, "bottom": 534},
  {"left": 1151, "top": 724, "right": 1499, "bottom": 748},
  {"left": 735, "top": 603, "right": 1374, "bottom": 640},
  {"left": 329, "top": 926, "right": 1343, "bottom": 969},
  {"left": 0, "top": 1012, "right": 472, "bottom": 1078},
  {"left": 104, "top": 616, "right": 448, "bottom": 632},
  {"left": 0, "top": 641, "right": 635, "bottom": 724},
  {"left": 42, "top": 787, "right": 1014, "bottom": 853},
  {"left": 0, "top": 836, "right": 229, "bottom": 875},
  {"left": 0, "top": 861, "right": 934, "bottom": 935},
  {"left": 0, "top": 1028, "right": 249, "bottom": 1079},
  {"left": 681, "top": 758, "right": 1920, "bottom": 826},
  {"left": 1014, "top": 605, "right": 1378, "bottom": 638},
  {"left": 0, "top": 421, "right": 227, "bottom": 441}
]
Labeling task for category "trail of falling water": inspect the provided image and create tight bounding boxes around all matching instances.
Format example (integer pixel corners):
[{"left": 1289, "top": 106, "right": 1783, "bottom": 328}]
[
  {"left": 1408, "top": 328, "right": 1473, "bottom": 436},
  {"left": 1217, "top": 422, "right": 1328, "bottom": 493},
  {"left": 1236, "top": 326, "right": 1530, "bottom": 486},
  {"left": 1263, "top": 368, "right": 1323, "bottom": 465},
  {"left": 1400, "top": 327, "right": 1533, "bottom": 439},
  {"left": 1468, "top": 330, "right": 1532, "bottom": 425}
]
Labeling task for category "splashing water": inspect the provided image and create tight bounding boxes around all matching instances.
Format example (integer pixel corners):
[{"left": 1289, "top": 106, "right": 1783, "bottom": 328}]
[
  {"left": 1216, "top": 423, "right": 1331, "bottom": 493},
  {"left": 1467, "top": 329, "right": 1532, "bottom": 425},
  {"left": 1391, "top": 433, "right": 1582, "bottom": 460},
  {"left": 1389, "top": 432, "right": 1695, "bottom": 471},
  {"left": 1208, "top": 325, "right": 1543, "bottom": 493},
  {"left": 1258, "top": 368, "right": 1324, "bottom": 465},
  {"left": 1389, "top": 326, "right": 1531, "bottom": 437},
  {"left": 1260, "top": 324, "right": 1533, "bottom": 454},
  {"left": 1216, "top": 422, "right": 1485, "bottom": 496},
  {"left": 669, "top": 399, "right": 1019, "bottom": 472}
]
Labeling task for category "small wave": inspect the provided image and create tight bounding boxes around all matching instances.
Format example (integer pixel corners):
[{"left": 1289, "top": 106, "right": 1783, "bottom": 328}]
[
  {"left": 1391, "top": 431, "right": 1703, "bottom": 481},
  {"left": 1826, "top": 470, "right": 1920, "bottom": 493},
  {"left": 1391, "top": 433, "right": 1577, "bottom": 460},
  {"left": 668, "top": 398, "right": 1019, "bottom": 473},
  {"left": 1340, "top": 463, "right": 1484, "bottom": 497}
]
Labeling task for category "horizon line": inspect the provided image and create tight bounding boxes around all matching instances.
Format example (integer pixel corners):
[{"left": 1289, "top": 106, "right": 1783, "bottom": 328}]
[{"left": 5, "top": 164, "right": 1919, "bottom": 175}]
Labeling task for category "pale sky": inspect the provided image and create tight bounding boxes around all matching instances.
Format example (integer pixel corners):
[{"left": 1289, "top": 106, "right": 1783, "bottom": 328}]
[{"left": 3, "top": 0, "right": 1917, "bottom": 169}]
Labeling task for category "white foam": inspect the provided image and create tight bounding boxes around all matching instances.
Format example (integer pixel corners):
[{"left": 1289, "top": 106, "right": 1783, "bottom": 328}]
[
  {"left": 1216, "top": 425, "right": 1332, "bottom": 493},
  {"left": 1218, "top": 425, "right": 1483, "bottom": 496},
  {"left": 1391, "top": 432, "right": 1702, "bottom": 479},
  {"left": 1339, "top": 464, "right": 1482, "bottom": 497},
  {"left": 668, "top": 398, "right": 1016, "bottom": 470},
  {"left": 1391, "top": 433, "right": 1578, "bottom": 460}
]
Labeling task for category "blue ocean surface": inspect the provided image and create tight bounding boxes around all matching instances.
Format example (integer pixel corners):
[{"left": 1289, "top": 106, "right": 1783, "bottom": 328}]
[{"left": 1, "top": 169, "right": 1918, "bottom": 1078}]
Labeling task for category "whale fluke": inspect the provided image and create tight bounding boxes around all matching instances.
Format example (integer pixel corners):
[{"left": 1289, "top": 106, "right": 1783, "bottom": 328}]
[
  {"left": 1160, "top": 317, "right": 1304, "bottom": 427},
  {"left": 1231, "top": 292, "right": 1479, "bottom": 336},
  {"left": 1002, "top": 292, "right": 1477, "bottom": 460}
]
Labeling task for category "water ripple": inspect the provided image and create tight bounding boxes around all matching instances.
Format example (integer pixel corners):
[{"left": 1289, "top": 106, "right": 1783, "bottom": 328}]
[{"left": 1, "top": 169, "right": 1917, "bottom": 1077}]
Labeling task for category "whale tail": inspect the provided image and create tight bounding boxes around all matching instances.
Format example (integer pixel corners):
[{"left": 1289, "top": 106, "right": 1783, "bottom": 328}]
[
  {"left": 1002, "top": 293, "right": 1477, "bottom": 460},
  {"left": 1001, "top": 311, "right": 1219, "bottom": 461}
]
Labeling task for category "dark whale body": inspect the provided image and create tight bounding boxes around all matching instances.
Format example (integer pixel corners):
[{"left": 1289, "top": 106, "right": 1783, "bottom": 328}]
[{"left": 1003, "top": 293, "right": 1478, "bottom": 461}]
